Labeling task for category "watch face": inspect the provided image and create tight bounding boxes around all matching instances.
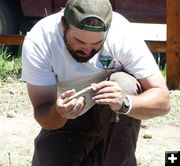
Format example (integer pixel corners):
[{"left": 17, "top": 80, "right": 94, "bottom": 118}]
[
  {"left": 115, "top": 95, "right": 130, "bottom": 114},
  {"left": 120, "top": 95, "right": 130, "bottom": 113},
  {"left": 123, "top": 96, "right": 130, "bottom": 108}
]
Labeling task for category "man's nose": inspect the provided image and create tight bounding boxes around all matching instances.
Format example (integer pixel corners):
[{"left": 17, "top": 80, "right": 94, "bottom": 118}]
[{"left": 82, "top": 46, "right": 92, "bottom": 55}]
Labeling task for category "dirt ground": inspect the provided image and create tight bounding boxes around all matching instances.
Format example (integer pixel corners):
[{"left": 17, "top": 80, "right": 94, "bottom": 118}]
[{"left": 0, "top": 80, "right": 180, "bottom": 166}]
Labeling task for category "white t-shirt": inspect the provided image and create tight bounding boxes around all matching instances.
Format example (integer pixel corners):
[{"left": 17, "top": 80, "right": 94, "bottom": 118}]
[{"left": 21, "top": 10, "right": 160, "bottom": 115}]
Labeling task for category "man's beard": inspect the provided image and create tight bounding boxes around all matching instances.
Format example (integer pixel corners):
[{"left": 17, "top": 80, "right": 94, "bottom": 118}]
[{"left": 64, "top": 32, "right": 99, "bottom": 63}]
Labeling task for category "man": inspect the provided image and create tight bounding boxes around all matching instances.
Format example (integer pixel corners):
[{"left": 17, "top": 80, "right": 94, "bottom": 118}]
[{"left": 21, "top": 0, "right": 170, "bottom": 165}]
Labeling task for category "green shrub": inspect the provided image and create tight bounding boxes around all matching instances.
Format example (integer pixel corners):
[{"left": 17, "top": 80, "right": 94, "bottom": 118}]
[{"left": 0, "top": 45, "right": 22, "bottom": 80}]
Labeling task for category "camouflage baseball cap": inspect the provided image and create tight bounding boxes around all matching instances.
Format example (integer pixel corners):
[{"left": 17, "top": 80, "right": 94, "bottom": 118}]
[{"left": 64, "top": 0, "right": 112, "bottom": 32}]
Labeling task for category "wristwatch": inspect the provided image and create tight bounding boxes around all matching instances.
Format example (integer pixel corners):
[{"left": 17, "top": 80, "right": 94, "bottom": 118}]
[{"left": 115, "top": 95, "right": 132, "bottom": 114}]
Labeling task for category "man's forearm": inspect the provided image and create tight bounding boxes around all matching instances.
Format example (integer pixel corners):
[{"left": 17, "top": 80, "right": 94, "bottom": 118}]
[
  {"left": 34, "top": 104, "right": 67, "bottom": 130},
  {"left": 127, "top": 88, "right": 171, "bottom": 120}
]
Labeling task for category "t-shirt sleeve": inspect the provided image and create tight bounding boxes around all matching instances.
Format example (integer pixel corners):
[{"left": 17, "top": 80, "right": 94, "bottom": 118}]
[
  {"left": 109, "top": 14, "right": 160, "bottom": 79},
  {"left": 21, "top": 38, "right": 56, "bottom": 86},
  {"left": 120, "top": 37, "right": 160, "bottom": 79}
]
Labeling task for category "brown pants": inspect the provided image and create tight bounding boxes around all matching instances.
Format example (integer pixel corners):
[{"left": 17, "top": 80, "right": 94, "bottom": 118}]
[{"left": 32, "top": 72, "right": 142, "bottom": 166}]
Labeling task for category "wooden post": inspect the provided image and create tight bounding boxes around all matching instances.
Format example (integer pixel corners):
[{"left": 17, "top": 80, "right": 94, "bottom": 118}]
[{"left": 166, "top": 0, "right": 180, "bottom": 89}]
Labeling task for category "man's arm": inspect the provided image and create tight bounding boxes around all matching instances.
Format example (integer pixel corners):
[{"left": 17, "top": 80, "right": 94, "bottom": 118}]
[
  {"left": 91, "top": 72, "right": 171, "bottom": 120},
  {"left": 27, "top": 83, "right": 86, "bottom": 130},
  {"left": 128, "top": 72, "right": 170, "bottom": 119}
]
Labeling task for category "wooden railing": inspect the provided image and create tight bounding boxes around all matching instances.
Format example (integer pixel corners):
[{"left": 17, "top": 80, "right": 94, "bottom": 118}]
[
  {"left": 0, "top": 34, "right": 25, "bottom": 45},
  {"left": 0, "top": 34, "right": 166, "bottom": 53},
  {"left": 145, "top": 40, "right": 166, "bottom": 53}
]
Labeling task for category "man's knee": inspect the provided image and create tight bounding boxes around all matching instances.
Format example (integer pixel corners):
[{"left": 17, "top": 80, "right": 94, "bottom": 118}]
[{"left": 109, "top": 72, "right": 142, "bottom": 95}]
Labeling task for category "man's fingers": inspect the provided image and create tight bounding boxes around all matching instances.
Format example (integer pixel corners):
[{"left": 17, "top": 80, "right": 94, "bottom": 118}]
[
  {"left": 71, "top": 97, "right": 85, "bottom": 112},
  {"left": 68, "top": 103, "right": 85, "bottom": 119},
  {"left": 56, "top": 98, "right": 76, "bottom": 117},
  {"left": 92, "top": 92, "right": 117, "bottom": 100},
  {"left": 93, "top": 98, "right": 122, "bottom": 111},
  {"left": 57, "top": 96, "right": 86, "bottom": 119},
  {"left": 91, "top": 81, "right": 120, "bottom": 91},
  {"left": 60, "top": 89, "right": 76, "bottom": 100},
  {"left": 91, "top": 86, "right": 121, "bottom": 96},
  {"left": 91, "top": 81, "right": 111, "bottom": 91},
  {"left": 64, "top": 97, "right": 85, "bottom": 119}
]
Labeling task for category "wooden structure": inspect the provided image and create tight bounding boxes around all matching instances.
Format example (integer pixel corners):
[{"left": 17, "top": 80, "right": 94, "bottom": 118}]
[
  {"left": 0, "top": 35, "right": 166, "bottom": 53},
  {"left": 166, "top": 0, "right": 180, "bottom": 89},
  {"left": 0, "top": 35, "right": 25, "bottom": 45},
  {"left": 111, "top": 0, "right": 166, "bottom": 24}
]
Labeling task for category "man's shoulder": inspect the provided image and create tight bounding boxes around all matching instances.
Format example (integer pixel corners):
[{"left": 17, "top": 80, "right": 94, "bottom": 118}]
[
  {"left": 108, "top": 11, "right": 130, "bottom": 35},
  {"left": 112, "top": 11, "right": 130, "bottom": 24},
  {"left": 25, "top": 10, "right": 63, "bottom": 46},
  {"left": 106, "top": 12, "right": 131, "bottom": 43},
  {"left": 26, "top": 10, "right": 63, "bottom": 38},
  {"left": 39, "top": 10, "right": 63, "bottom": 26}
]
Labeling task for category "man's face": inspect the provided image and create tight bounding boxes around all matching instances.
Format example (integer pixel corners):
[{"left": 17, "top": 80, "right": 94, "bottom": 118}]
[{"left": 63, "top": 24, "right": 107, "bottom": 62}]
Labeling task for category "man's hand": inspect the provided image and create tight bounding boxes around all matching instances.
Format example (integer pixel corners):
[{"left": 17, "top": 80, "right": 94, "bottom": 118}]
[
  {"left": 56, "top": 89, "right": 86, "bottom": 119},
  {"left": 91, "top": 81, "right": 123, "bottom": 111}
]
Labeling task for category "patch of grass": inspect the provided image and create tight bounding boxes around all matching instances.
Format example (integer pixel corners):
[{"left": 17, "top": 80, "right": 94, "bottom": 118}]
[
  {"left": 160, "top": 64, "right": 166, "bottom": 78},
  {"left": 153, "top": 52, "right": 167, "bottom": 78},
  {"left": 0, "top": 45, "right": 22, "bottom": 80}
]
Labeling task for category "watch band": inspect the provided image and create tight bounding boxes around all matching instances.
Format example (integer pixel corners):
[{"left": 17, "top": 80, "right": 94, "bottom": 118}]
[{"left": 115, "top": 95, "right": 132, "bottom": 115}]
